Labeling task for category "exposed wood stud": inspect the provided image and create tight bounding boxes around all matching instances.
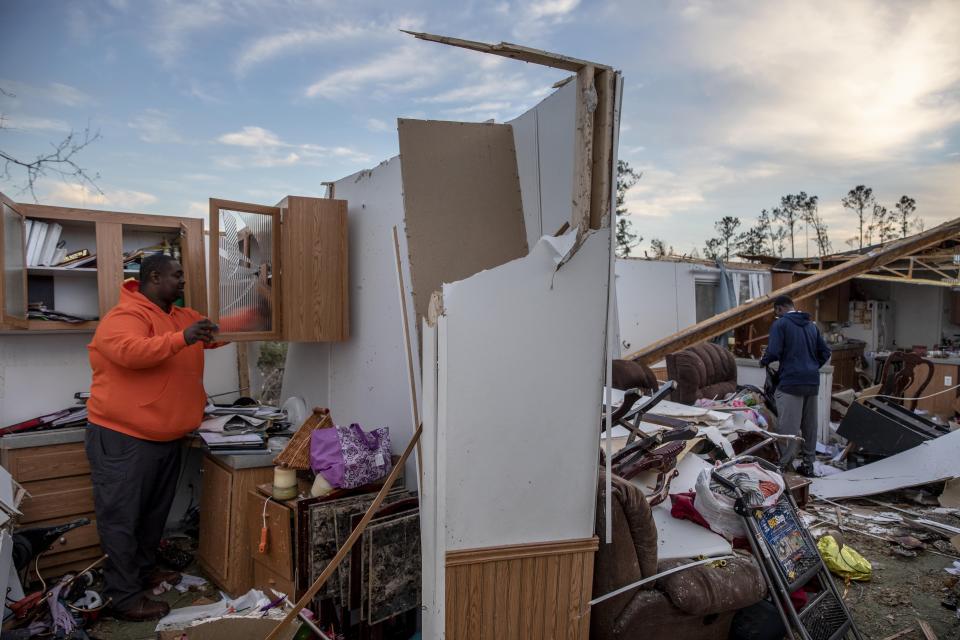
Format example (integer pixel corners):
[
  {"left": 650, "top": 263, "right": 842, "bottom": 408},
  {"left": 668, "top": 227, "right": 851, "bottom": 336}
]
[{"left": 571, "top": 65, "right": 596, "bottom": 237}]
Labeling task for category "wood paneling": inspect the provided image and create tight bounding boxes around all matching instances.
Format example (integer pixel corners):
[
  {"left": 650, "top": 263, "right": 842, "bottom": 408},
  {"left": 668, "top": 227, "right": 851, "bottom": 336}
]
[
  {"left": 280, "top": 196, "right": 349, "bottom": 342},
  {"left": 445, "top": 537, "right": 597, "bottom": 640}
]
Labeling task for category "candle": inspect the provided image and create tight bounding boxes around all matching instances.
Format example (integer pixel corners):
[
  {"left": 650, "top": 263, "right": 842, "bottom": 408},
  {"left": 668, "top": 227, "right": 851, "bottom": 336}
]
[{"left": 272, "top": 466, "right": 297, "bottom": 500}]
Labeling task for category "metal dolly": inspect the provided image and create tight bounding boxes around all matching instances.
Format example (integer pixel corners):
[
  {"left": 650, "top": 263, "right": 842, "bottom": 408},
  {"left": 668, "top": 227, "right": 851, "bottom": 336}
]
[{"left": 711, "top": 457, "right": 864, "bottom": 640}]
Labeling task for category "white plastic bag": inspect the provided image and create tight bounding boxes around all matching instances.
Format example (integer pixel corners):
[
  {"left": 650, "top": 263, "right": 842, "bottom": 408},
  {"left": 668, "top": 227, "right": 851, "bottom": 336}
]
[{"left": 693, "top": 463, "right": 784, "bottom": 540}]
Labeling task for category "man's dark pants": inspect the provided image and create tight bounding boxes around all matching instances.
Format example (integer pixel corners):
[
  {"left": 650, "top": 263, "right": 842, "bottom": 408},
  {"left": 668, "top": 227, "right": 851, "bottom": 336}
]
[{"left": 85, "top": 422, "right": 181, "bottom": 610}]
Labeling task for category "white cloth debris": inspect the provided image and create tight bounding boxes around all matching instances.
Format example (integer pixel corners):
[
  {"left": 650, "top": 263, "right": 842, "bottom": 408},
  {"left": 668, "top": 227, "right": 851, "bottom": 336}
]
[
  {"left": 946, "top": 560, "right": 960, "bottom": 576},
  {"left": 175, "top": 573, "right": 208, "bottom": 593}
]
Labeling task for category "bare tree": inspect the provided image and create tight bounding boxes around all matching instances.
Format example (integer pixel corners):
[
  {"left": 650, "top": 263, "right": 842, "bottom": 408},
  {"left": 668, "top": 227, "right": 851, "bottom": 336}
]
[
  {"left": 800, "top": 194, "right": 831, "bottom": 256},
  {"left": 870, "top": 203, "right": 896, "bottom": 244},
  {"left": 713, "top": 215, "right": 741, "bottom": 261},
  {"left": 772, "top": 193, "right": 807, "bottom": 258},
  {"left": 648, "top": 237, "right": 670, "bottom": 258},
  {"left": 614, "top": 160, "right": 642, "bottom": 257},
  {"left": 894, "top": 195, "right": 919, "bottom": 238},
  {"left": 841, "top": 185, "right": 874, "bottom": 249},
  {"left": 0, "top": 87, "right": 101, "bottom": 202}
]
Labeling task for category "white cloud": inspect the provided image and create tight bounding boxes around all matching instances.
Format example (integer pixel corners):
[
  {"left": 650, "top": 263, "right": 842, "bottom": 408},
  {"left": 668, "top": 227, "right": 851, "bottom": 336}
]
[
  {"left": 1, "top": 115, "right": 71, "bottom": 133},
  {"left": 511, "top": 0, "right": 581, "bottom": 37},
  {"left": 527, "top": 0, "right": 580, "bottom": 20},
  {"left": 0, "top": 79, "right": 94, "bottom": 107},
  {"left": 148, "top": 0, "right": 230, "bottom": 66},
  {"left": 187, "top": 201, "right": 208, "bottom": 216},
  {"left": 235, "top": 24, "right": 367, "bottom": 75},
  {"left": 417, "top": 74, "right": 531, "bottom": 104},
  {"left": 216, "top": 125, "right": 371, "bottom": 168},
  {"left": 305, "top": 45, "right": 444, "bottom": 99},
  {"left": 218, "top": 126, "right": 283, "bottom": 147},
  {"left": 129, "top": 109, "right": 183, "bottom": 143},
  {"left": 234, "top": 16, "right": 425, "bottom": 75},
  {"left": 45, "top": 183, "right": 157, "bottom": 209},
  {"left": 366, "top": 118, "right": 391, "bottom": 132},
  {"left": 679, "top": 0, "right": 960, "bottom": 162}
]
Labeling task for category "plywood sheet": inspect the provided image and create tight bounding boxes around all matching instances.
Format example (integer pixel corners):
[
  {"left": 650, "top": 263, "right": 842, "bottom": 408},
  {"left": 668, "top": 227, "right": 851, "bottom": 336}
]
[
  {"left": 811, "top": 429, "right": 960, "bottom": 499},
  {"left": 439, "top": 229, "right": 610, "bottom": 550},
  {"left": 398, "top": 119, "right": 528, "bottom": 323}
]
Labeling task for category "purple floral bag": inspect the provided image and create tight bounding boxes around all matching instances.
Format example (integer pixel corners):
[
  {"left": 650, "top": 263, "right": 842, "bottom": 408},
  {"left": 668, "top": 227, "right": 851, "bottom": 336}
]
[{"left": 310, "top": 424, "right": 392, "bottom": 489}]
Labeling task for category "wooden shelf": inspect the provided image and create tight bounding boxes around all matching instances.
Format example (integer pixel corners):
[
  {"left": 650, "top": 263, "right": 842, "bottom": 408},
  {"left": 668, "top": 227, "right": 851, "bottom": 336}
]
[{"left": 27, "top": 267, "right": 97, "bottom": 277}]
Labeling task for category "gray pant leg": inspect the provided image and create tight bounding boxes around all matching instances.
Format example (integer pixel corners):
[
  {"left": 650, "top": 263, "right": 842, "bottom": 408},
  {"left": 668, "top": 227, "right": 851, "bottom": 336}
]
[
  {"left": 86, "top": 423, "right": 180, "bottom": 609},
  {"left": 774, "top": 389, "right": 803, "bottom": 467},
  {"left": 800, "top": 394, "right": 819, "bottom": 467}
]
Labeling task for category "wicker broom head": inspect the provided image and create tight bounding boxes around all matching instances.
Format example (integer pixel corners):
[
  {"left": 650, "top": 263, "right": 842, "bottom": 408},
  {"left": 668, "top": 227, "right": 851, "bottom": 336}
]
[{"left": 273, "top": 407, "right": 332, "bottom": 470}]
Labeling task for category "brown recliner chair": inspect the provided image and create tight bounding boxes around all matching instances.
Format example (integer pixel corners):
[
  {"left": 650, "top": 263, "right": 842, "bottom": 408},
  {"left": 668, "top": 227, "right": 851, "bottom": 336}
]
[
  {"left": 591, "top": 471, "right": 767, "bottom": 640},
  {"left": 666, "top": 343, "right": 738, "bottom": 405}
]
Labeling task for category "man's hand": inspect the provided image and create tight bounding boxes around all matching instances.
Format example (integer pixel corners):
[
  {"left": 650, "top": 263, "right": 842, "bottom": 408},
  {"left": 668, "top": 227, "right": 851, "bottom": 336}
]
[{"left": 184, "top": 319, "right": 218, "bottom": 345}]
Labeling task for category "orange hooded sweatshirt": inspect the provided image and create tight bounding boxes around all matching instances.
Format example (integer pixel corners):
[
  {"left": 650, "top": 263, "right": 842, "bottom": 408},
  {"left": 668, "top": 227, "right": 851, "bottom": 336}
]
[{"left": 87, "top": 280, "right": 217, "bottom": 441}]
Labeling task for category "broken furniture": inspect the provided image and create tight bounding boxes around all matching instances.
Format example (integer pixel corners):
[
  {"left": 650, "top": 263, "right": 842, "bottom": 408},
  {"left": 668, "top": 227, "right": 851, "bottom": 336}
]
[
  {"left": 0, "top": 428, "right": 102, "bottom": 580},
  {"left": 665, "top": 342, "right": 738, "bottom": 405},
  {"left": 837, "top": 397, "right": 950, "bottom": 458},
  {"left": 828, "top": 341, "right": 866, "bottom": 392},
  {"left": 197, "top": 452, "right": 275, "bottom": 595},
  {"left": 0, "top": 191, "right": 206, "bottom": 332},
  {"left": 592, "top": 471, "right": 766, "bottom": 640},
  {"left": 712, "top": 457, "right": 863, "bottom": 640},
  {"left": 877, "top": 351, "right": 934, "bottom": 410}
]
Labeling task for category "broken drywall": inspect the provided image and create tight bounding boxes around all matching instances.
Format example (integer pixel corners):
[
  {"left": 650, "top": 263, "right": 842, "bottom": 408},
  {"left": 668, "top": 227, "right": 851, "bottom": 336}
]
[
  {"left": 811, "top": 429, "right": 960, "bottom": 499},
  {"left": 398, "top": 119, "right": 528, "bottom": 324},
  {"left": 508, "top": 80, "right": 576, "bottom": 241},
  {"left": 437, "top": 228, "right": 610, "bottom": 551}
]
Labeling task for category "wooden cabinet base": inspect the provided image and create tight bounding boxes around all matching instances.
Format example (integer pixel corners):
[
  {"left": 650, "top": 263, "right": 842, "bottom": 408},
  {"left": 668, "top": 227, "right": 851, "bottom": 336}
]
[{"left": 445, "top": 537, "right": 598, "bottom": 639}]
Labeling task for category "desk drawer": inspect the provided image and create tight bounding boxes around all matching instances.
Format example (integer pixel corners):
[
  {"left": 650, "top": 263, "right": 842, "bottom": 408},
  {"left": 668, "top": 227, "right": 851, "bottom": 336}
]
[
  {"left": 247, "top": 490, "right": 294, "bottom": 580},
  {"left": 3, "top": 443, "right": 90, "bottom": 482}
]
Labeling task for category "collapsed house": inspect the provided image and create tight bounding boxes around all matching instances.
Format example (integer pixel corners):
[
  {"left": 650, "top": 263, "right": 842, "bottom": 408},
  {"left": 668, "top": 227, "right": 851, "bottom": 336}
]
[{"left": 0, "top": 31, "right": 958, "bottom": 640}]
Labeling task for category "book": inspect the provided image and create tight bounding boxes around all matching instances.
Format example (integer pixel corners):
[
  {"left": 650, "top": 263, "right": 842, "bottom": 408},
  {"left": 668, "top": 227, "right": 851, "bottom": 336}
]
[
  {"left": 27, "top": 221, "right": 47, "bottom": 266},
  {"left": 24, "top": 220, "right": 32, "bottom": 250},
  {"left": 38, "top": 224, "right": 63, "bottom": 266},
  {"left": 62, "top": 253, "right": 97, "bottom": 268}
]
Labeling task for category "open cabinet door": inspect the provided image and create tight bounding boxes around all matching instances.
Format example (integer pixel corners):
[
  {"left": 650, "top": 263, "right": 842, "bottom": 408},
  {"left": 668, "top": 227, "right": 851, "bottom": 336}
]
[
  {"left": 0, "top": 193, "right": 28, "bottom": 329},
  {"left": 209, "top": 198, "right": 282, "bottom": 341}
]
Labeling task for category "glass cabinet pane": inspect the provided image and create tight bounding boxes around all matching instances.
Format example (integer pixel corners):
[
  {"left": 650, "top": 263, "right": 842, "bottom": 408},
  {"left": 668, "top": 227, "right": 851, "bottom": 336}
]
[
  {"left": 216, "top": 207, "right": 275, "bottom": 333},
  {"left": 3, "top": 202, "right": 27, "bottom": 320}
]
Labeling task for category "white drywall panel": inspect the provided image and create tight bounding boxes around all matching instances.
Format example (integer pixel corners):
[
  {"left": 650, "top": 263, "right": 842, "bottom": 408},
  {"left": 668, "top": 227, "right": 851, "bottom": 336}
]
[
  {"left": 439, "top": 229, "right": 610, "bottom": 550},
  {"left": 811, "top": 428, "right": 960, "bottom": 499},
  {"left": 531, "top": 81, "right": 576, "bottom": 237},
  {"left": 615, "top": 260, "right": 685, "bottom": 353},
  {"left": 419, "top": 319, "right": 442, "bottom": 638},
  {"left": 509, "top": 107, "right": 543, "bottom": 246},
  {"left": 315, "top": 157, "right": 418, "bottom": 487},
  {"left": 280, "top": 342, "right": 330, "bottom": 411}
]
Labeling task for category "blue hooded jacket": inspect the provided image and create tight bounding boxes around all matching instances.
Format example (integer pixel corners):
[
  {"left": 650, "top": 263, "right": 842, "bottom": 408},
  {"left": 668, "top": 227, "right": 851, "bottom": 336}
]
[{"left": 760, "top": 311, "right": 832, "bottom": 393}]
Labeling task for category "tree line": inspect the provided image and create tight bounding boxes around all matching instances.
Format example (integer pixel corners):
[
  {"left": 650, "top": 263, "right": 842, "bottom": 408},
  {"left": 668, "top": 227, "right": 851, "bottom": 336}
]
[{"left": 615, "top": 161, "right": 923, "bottom": 260}]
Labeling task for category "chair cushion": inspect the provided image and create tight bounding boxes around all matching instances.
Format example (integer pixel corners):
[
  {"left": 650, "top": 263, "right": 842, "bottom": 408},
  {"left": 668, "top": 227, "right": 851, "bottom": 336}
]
[
  {"left": 666, "top": 343, "right": 738, "bottom": 404},
  {"left": 658, "top": 552, "right": 767, "bottom": 617}
]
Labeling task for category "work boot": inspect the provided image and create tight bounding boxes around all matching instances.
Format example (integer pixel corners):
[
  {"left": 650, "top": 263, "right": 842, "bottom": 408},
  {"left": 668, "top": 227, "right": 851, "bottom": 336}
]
[
  {"left": 112, "top": 596, "right": 171, "bottom": 621},
  {"left": 143, "top": 569, "right": 182, "bottom": 589}
]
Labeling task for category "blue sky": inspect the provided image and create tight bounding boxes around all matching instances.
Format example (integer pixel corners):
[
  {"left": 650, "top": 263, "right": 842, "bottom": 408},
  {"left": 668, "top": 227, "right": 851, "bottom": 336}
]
[{"left": 2, "top": 0, "right": 958, "bottom": 257}]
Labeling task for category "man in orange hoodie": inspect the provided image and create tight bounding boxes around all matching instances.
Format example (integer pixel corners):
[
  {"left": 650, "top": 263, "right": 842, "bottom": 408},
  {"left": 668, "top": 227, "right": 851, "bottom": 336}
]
[{"left": 87, "top": 254, "right": 223, "bottom": 621}]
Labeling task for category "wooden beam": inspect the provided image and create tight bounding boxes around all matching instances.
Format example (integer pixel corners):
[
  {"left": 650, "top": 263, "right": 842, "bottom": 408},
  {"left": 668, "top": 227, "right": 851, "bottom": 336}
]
[
  {"left": 571, "top": 65, "right": 596, "bottom": 236},
  {"left": 589, "top": 69, "right": 615, "bottom": 230},
  {"left": 401, "top": 30, "right": 610, "bottom": 72},
  {"left": 625, "top": 216, "right": 960, "bottom": 365},
  {"left": 854, "top": 273, "right": 956, "bottom": 288},
  {"left": 877, "top": 265, "right": 907, "bottom": 278},
  {"left": 912, "top": 257, "right": 953, "bottom": 280}
]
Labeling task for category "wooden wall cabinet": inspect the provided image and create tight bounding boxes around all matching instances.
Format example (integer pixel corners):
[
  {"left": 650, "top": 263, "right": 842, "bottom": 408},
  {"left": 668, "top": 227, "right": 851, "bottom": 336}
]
[
  {"left": 208, "top": 196, "right": 348, "bottom": 342},
  {"left": 197, "top": 454, "right": 274, "bottom": 595},
  {"left": 0, "top": 191, "right": 206, "bottom": 332}
]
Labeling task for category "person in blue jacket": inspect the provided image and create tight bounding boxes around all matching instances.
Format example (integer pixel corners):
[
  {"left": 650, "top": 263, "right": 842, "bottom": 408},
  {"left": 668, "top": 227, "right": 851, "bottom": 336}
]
[{"left": 760, "top": 294, "right": 832, "bottom": 476}]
